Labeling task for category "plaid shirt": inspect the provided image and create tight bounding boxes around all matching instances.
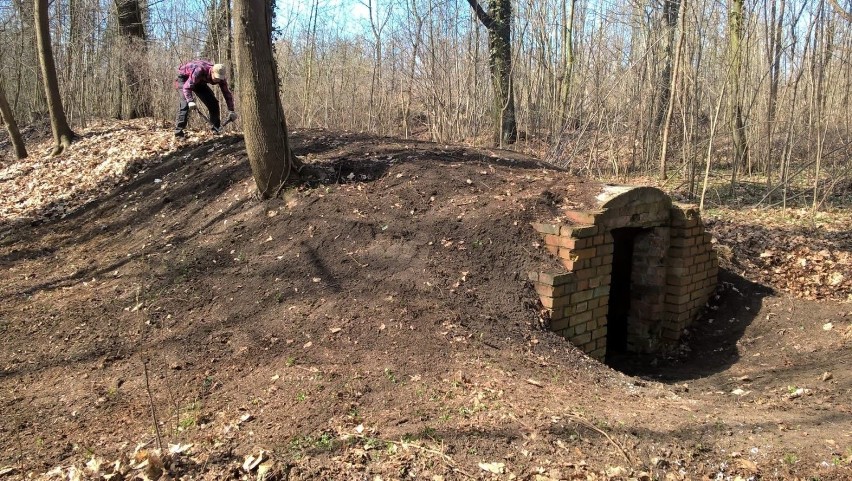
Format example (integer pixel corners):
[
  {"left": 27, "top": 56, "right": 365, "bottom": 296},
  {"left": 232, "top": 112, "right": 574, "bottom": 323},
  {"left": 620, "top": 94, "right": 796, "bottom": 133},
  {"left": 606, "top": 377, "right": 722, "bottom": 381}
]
[{"left": 176, "top": 60, "right": 235, "bottom": 111}]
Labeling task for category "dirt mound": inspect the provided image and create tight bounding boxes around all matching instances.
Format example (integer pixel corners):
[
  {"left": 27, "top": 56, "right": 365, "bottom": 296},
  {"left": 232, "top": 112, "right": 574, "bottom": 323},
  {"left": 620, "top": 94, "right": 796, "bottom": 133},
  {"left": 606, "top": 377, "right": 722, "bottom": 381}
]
[{"left": 1, "top": 122, "right": 850, "bottom": 480}]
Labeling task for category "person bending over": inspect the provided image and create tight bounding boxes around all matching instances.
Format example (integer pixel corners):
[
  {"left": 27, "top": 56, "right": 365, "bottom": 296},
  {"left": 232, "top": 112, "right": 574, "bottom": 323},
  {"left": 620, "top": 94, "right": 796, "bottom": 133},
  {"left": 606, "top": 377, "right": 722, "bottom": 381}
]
[{"left": 174, "top": 60, "right": 237, "bottom": 137}]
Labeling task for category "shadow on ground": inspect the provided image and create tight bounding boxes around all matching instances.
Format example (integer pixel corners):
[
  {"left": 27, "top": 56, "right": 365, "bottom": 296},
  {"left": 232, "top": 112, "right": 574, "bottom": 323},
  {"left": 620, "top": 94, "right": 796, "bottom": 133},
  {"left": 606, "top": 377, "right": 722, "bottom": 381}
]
[{"left": 607, "top": 269, "right": 774, "bottom": 381}]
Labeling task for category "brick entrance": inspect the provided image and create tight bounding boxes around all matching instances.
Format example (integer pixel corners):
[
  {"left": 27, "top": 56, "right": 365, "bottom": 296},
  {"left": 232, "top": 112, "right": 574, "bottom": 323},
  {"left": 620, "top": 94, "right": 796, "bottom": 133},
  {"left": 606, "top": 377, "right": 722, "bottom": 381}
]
[{"left": 530, "top": 186, "right": 718, "bottom": 361}]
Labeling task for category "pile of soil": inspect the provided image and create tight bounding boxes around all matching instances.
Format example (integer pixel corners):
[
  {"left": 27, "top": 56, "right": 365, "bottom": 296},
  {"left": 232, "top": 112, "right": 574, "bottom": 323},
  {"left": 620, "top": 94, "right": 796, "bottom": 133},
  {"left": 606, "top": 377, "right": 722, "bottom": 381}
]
[{"left": 0, "top": 122, "right": 850, "bottom": 480}]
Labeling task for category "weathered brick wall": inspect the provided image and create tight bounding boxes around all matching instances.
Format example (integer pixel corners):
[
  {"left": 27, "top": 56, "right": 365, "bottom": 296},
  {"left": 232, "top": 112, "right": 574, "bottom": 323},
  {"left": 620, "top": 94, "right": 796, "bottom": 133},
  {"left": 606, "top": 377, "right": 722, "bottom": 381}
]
[
  {"left": 662, "top": 204, "right": 719, "bottom": 343},
  {"left": 529, "top": 187, "right": 718, "bottom": 361},
  {"left": 531, "top": 223, "right": 611, "bottom": 359},
  {"left": 625, "top": 227, "right": 669, "bottom": 353}
]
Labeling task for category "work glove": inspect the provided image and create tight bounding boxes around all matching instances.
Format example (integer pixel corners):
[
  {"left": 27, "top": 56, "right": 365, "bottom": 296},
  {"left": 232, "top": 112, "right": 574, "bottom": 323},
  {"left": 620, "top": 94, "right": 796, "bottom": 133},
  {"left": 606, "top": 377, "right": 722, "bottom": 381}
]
[
  {"left": 227, "top": 111, "right": 238, "bottom": 121},
  {"left": 187, "top": 101, "right": 197, "bottom": 110}
]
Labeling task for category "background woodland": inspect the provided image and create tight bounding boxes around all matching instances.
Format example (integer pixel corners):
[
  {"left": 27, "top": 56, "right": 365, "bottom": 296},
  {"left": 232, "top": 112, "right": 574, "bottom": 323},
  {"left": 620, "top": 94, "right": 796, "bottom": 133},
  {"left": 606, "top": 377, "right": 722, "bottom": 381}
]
[{"left": 0, "top": 0, "right": 851, "bottom": 208}]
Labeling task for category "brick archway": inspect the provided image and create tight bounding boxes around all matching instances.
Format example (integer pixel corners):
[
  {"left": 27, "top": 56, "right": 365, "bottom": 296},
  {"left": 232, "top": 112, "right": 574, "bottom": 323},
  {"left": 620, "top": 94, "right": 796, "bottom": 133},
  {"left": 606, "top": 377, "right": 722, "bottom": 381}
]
[{"left": 530, "top": 185, "right": 718, "bottom": 361}]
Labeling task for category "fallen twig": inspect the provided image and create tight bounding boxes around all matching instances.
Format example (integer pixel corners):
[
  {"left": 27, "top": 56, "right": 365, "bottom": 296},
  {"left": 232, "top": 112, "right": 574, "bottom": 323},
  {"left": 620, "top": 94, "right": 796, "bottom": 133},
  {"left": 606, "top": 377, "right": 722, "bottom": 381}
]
[
  {"left": 143, "top": 360, "right": 164, "bottom": 451},
  {"left": 565, "top": 411, "right": 631, "bottom": 464}
]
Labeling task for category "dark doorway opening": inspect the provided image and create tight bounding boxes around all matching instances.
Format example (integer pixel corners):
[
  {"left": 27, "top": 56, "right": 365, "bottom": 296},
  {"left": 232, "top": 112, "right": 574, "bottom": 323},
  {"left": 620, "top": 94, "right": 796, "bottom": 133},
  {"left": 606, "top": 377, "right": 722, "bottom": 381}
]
[{"left": 606, "top": 227, "right": 648, "bottom": 363}]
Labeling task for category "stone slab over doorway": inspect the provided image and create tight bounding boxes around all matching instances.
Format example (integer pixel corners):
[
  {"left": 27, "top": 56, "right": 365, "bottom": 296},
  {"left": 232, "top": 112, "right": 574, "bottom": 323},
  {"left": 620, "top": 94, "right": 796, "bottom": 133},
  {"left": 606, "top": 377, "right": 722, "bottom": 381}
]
[{"left": 529, "top": 185, "right": 719, "bottom": 362}]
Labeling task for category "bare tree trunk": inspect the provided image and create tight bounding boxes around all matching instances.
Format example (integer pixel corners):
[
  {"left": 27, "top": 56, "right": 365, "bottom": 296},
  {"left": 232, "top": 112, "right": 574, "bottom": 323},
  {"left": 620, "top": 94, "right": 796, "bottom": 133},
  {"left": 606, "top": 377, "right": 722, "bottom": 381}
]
[
  {"left": 115, "top": 0, "right": 151, "bottom": 119},
  {"left": 557, "top": 0, "right": 576, "bottom": 129},
  {"left": 301, "top": 0, "right": 319, "bottom": 126},
  {"left": 35, "top": 0, "right": 74, "bottom": 156},
  {"left": 0, "top": 79, "right": 27, "bottom": 159},
  {"left": 653, "top": 0, "right": 681, "bottom": 131},
  {"left": 658, "top": 0, "right": 687, "bottom": 180},
  {"left": 811, "top": 5, "right": 834, "bottom": 212},
  {"left": 727, "top": 0, "right": 748, "bottom": 195},
  {"left": 203, "top": 0, "right": 230, "bottom": 60},
  {"left": 234, "top": 0, "right": 301, "bottom": 198},
  {"left": 225, "top": 0, "right": 235, "bottom": 87},
  {"left": 700, "top": 83, "right": 728, "bottom": 212},
  {"left": 402, "top": 0, "right": 424, "bottom": 139},
  {"left": 764, "top": 0, "right": 785, "bottom": 198},
  {"left": 465, "top": 0, "right": 517, "bottom": 146}
]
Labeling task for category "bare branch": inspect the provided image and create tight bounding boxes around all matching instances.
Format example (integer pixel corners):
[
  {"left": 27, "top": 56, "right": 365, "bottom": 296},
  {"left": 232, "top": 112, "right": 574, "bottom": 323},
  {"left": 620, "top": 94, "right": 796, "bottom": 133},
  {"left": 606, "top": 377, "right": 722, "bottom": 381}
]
[
  {"left": 464, "top": 0, "right": 494, "bottom": 28},
  {"left": 827, "top": 0, "right": 852, "bottom": 22}
]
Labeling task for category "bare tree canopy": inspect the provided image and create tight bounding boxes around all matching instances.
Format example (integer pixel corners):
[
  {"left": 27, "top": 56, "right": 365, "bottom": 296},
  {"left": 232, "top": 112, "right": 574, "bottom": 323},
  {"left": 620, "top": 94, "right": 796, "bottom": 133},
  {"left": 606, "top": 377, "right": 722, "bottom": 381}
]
[
  {"left": 0, "top": 0, "right": 848, "bottom": 208},
  {"left": 827, "top": 0, "right": 852, "bottom": 21}
]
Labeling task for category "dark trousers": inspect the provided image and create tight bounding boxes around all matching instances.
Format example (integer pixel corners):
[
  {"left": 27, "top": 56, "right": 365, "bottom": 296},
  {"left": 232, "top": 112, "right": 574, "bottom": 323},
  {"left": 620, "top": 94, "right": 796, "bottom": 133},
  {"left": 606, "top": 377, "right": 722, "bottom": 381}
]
[{"left": 175, "top": 82, "right": 220, "bottom": 132}]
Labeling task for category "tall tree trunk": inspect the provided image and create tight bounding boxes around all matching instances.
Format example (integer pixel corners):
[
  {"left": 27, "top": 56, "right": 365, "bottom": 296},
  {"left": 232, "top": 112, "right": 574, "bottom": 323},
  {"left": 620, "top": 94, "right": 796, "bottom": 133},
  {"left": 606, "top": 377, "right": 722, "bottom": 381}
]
[
  {"left": 727, "top": 0, "right": 748, "bottom": 194},
  {"left": 465, "top": 0, "right": 517, "bottom": 146},
  {"left": 658, "top": 0, "right": 687, "bottom": 180},
  {"left": 301, "top": 0, "right": 319, "bottom": 126},
  {"left": 764, "top": 0, "right": 785, "bottom": 197},
  {"left": 203, "top": 0, "right": 230, "bottom": 60},
  {"left": 0, "top": 79, "right": 28, "bottom": 159},
  {"left": 812, "top": 6, "right": 834, "bottom": 212},
  {"left": 115, "top": 0, "right": 150, "bottom": 119},
  {"left": 234, "top": 0, "right": 301, "bottom": 198},
  {"left": 557, "top": 0, "right": 576, "bottom": 129},
  {"left": 653, "top": 0, "right": 681, "bottom": 131},
  {"left": 225, "top": 0, "right": 235, "bottom": 88},
  {"left": 34, "top": 0, "right": 74, "bottom": 156},
  {"left": 403, "top": 0, "right": 424, "bottom": 139}
]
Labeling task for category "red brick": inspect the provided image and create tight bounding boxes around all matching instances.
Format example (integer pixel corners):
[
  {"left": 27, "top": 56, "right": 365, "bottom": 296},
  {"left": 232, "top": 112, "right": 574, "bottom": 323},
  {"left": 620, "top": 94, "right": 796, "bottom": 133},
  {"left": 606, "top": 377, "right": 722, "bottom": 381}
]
[
  {"left": 691, "top": 290, "right": 708, "bottom": 301},
  {"left": 564, "top": 210, "right": 602, "bottom": 225},
  {"left": 572, "top": 332, "right": 592, "bottom": 345},
  {"left": 589, "top": 348, "right": 606, "bottom": 360},
  {"left": 669, "top": 258, "right": 696, "bottom": 269},
  {"left": 667, "top": 284, "right": 692, "bottom": 296},
  {"left": 542, "top": 234, "right": 559, "bottom": 246},
  {"left": 531, "top": 222, "right": 560, "bottom": 235},
  {"left": 575, "top": 268, "right": 596, "bottom": 280},
  {"left": 666, "top": 293, "right": 692, "bottom": 305},
  {"left": 572, "top": 247, "right": 597, "bottom": 260},
  {"left": 551, "top": 318, "right": 571, "bottom": 331},
  {"left": 593, "top": 286, "right": 610, "bottom": 298},
  {"left": 571, "top": 289, "right": 594, "bottom": 303},
  {"left": 552, "top": 283, "right": 575, "bottom": 297},
  {"left": 562, "top": 224, "right": 598, "bottom": 238},
  {"left": 597, "top": 243, "right": 614, "bottom": 256},
  {"left": 559, "top": 237, "right": 581, "bottom": 249},
  {"left": 571, "top": 311, "right": 593, "bottom": 325},
  {"left": 534, "top": 282, "right": 554, "bottom": 298}
]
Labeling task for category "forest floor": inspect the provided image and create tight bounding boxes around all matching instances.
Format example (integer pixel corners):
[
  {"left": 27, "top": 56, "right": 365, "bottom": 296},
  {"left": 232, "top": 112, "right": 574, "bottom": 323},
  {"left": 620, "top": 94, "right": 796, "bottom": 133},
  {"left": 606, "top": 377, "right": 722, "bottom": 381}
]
[{"left": 0, "top": 119, "right": 850, "bottom": 480}]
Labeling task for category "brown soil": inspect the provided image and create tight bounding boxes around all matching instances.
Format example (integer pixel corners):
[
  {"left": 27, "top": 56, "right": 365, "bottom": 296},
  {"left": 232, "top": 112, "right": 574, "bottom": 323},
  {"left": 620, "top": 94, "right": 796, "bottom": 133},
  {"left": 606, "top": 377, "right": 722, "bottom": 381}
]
[{"left": 1, "top": 123, "right": 850, "bottom": 480}]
